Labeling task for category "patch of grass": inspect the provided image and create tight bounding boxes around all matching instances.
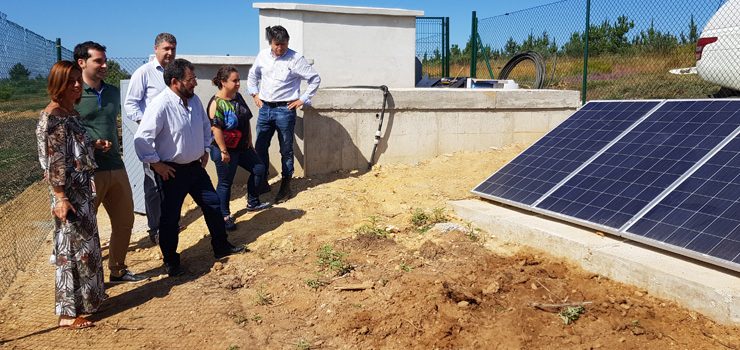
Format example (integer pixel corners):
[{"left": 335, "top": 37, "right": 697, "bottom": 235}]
[
  {"left": 317, "top": 244, "right": 353, "bottom": 276},
  {"left": 251, "top": 314, "right": 263, "bottom": 322},
  {"left": 227, "top": 346, "right": 240, "bottom": 350},
  {"left": 399, "top": 262, "right": 413, "bottom": 272},
  {"left": 559, "top": 305, "right": 586, "bottom": 325},
  {"left": 354, "top": 216, "right": 388, "bottom": 238},
  {"left": 306, "top": 278, "right": 327, "bottom": 290},
  {"left": 410, "top": 207, "right": 448, "bottom": 232},
  {"left": 231, "top": 313, "right": 249, "bottom": 325},
  {"left": 254, "top": 285, "right": 273, "bottom": 306},
  {"left": 464, "top": 222, "right": 483, "bottom": 242},
  {"left": 296, "top": 339, "right": 311, "bottom": 350}
]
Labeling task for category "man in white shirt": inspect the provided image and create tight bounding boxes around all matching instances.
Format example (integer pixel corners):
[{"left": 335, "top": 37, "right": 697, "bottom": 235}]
[
  {"left": 247, "top": 25, "right": 321, "bottom": 203},
  {"left": 124, "top": 33, "right": 176, "bottom": 245},
  {"left": 134, "top": 59, "right": 244, "bottom": 277}
]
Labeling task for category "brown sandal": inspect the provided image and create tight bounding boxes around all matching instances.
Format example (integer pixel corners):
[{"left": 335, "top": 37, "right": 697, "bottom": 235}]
[{"left": 59, "top": 316, "right": 94, "bottom": 329}]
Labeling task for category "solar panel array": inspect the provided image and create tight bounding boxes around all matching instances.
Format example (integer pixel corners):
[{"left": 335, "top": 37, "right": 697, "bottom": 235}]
[{"left": 473, "top": 99, "right": 740, "bottom": 272}]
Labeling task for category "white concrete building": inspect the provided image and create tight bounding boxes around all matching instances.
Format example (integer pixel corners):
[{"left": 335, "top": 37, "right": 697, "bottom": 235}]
[{"left": 253, "top": 3, "right": 423, "bottom": 88}]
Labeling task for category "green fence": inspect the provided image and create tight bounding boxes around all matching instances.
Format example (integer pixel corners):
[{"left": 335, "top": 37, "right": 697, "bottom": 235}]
[
  {"left": 415, "top": 17, "right": 450, "bottom": 80},
  {"left": 471, "top": 0, "right": 732, "bottom": 101}
]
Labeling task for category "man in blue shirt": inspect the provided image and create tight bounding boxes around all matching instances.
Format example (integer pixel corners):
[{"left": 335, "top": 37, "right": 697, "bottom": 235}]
[
  {"left": 134, "top": 59, "right": 244, "bottom": 277},
  {"left": 247, "top": 25, "right": 321, "bottom": 203},
  {"left": 124, "top": 33, "right": 177, "bottom": 245}
]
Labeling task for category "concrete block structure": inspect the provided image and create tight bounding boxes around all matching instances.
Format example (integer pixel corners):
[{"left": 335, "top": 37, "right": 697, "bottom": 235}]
[{"left": 253, "top": 3, "right": 423, "bottom": 88}]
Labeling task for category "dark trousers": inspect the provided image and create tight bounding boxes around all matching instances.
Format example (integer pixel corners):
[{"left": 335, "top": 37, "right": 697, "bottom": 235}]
[
  {"left": 159, "top": 161, "right": 229, "bottom": 267},
  {"left": 255, "top": 104, "right": 296, "bottom": 179},
  {"left": 210, "top": 147, "right": 266, "bottom": 216},
  {"left": 143, "top": 163, "right": 162, "bottom": 232}
]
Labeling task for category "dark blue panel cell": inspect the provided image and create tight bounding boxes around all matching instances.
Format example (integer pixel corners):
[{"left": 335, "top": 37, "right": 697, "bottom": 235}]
[
  {"left": 630, "top": 124, "right": 740, "bottom": 270},
  {"left": 537, "top": 100, "right": 740, "bottom": 232},
  {"left": 474, "top": 101, "right": 659, "bottom": 205}
]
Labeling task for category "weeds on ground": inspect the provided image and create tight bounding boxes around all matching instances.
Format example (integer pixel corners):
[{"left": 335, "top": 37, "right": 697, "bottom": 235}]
[
  {"left": 317, "top": 244, "right": 353, "bottom": 276},
  {"left": 306, "top": 278, "right": 328, "bottom": 290},
  {"left": 354, "top": 216, "right": 388, "bottom": 238},
  {"left": 399, "top": 262, "right": 413, "bottom": 272},
  {"left": 559, "top": 305, "right": 585, "bottom": 325},
  {"left": 296, "top": 339, "right": 311, "bottom": 350},
  {"left": 255, "top": 285, "right": 274, "bottom": 306},
  {"left": 411, "top": 207, "right": 448, "bottom": 232},
  {"left": 227, "top": 346, "right": 240, "bottom": 350},
  {"left": 464, "top": 222, "right": 484, "bottom": 242},
  {"left": 231, "top": 313, "right": 249, "bottom": 326},
  {"left": 251, "top": 314, "right": 263, "bottom": 322}
]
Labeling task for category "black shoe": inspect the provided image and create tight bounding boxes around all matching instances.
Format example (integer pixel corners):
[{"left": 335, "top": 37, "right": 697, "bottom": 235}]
[
  {"left": 110, "top": 270, "right": 148, "bottom": 283},
  {"left": 224, "top": 216, "right": 237, "bottom": 231},
  {"left": 246, "top": 201, "right": 272, "bottom": 212},
  {"left": 166, "top": 264, "right": 185, "bottom": 277},
  {"left": 214, "top": 244, "right": 245, "bottom": 259},
  {"left": 148, "top": 229, "right": 159, "bottom": 245},
  {"left": 273, "top": 178, "right": 293, "bottom": 203}
]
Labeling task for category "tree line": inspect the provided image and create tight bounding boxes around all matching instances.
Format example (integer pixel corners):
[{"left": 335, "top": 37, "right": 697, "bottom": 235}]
[{"left": 422, "top": 15, "right": 700, "bottom": 64}]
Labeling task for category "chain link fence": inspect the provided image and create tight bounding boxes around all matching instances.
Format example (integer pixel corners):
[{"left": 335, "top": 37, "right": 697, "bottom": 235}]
[
  {"left": 0, "top": 10, "right": 148, "bottom": 299},
  {"left": 473, "top": 0, "right": 732, "bottom": 101},
  {"left": 415, "top": 17, "right": 450, "bottom": 80}
]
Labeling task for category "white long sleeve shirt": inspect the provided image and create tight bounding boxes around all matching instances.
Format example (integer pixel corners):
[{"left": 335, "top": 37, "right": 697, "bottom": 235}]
[
  {"left": 124, "top": 60, "right": 167, "bottom": 122},
  {"left": 134, "top": 88, "right": 212, "bottom": 165},
  {"left": 246, "top": 48, "right": 321, "bottom": 105}
]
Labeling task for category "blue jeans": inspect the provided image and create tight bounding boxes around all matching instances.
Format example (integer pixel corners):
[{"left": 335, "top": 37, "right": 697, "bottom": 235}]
[
  {"left": 158, "top": 161, "right": 229, "bottom": 267},
  {"left": 255, "top": 104, "right": 296, "bottom": 179},
  {"left": 210, "top": 147, "right": 266, "bottom": 216}
]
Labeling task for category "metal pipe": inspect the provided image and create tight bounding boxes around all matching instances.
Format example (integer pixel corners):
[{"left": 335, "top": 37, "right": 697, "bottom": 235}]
[{"left": 582, "top": 0, "right": 591, "bottom": 105}]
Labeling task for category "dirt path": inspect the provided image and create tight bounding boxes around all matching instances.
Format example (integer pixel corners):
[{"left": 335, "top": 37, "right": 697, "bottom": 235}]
[{"left": 0, "top": 147, "right": 738, "bottom": 349}]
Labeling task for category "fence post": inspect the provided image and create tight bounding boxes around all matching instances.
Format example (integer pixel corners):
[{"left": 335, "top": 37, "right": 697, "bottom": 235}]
[
  {"left": 444, "top": 17, "right": 450, "bottom": 77},
  {"left": 56, "top": 38, "right": 61, "bottom": 62},
  {"left": 581, "top": 0, "right": 591, "bottom": 105},
  {"left": 470, "top": 11, "right": 477, "bottom": 78}
]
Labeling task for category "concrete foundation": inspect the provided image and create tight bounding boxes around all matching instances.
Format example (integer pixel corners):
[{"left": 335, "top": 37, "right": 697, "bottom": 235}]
[
  {"left": 451, "top": 199, "right": 740, "bottom": 325},
  {"left": 300, "top": 88, "right": 580, "bottom": 175}
]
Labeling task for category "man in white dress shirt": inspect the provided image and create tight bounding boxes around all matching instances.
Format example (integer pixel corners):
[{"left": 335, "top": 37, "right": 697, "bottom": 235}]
[
  {"left": 124, "top": 33, "right": 176, "bottom": 245},
  {"left": 247, "top": 25, "right": 321, "bottom": 203},
  {"left": 134, "top": 59, "right": 244, "bottom": 277}
]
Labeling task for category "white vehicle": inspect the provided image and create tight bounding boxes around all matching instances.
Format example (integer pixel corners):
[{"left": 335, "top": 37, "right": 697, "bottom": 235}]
[{"left": 696, "top": 0, "right": 740, "bottom": 94}]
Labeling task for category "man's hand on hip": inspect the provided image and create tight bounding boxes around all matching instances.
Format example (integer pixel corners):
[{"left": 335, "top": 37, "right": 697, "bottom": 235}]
[
  {"left": 200, "top": 153, "right": 209, "bottom": 168},
  {"left": 288, "top": 99, "right": 304, "bottom": 110},
  {"left": 151, "top": 162, "right": 176, "bottom": 181}
]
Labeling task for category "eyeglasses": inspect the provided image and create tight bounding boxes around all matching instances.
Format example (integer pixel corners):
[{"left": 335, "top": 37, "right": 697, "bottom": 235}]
[{"left": 180, "top": 76, "right": 197, "bottom": 84}]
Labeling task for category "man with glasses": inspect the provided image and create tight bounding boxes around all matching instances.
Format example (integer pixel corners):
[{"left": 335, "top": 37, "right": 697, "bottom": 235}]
[
  {"left": 134, "top": 59, "right": 244, "bottom": 277},
  {"left": 124, "top": 33, "right": 177, "bottom": 245}
]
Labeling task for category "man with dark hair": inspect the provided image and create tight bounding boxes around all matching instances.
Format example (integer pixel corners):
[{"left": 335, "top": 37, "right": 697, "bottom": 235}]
[
  {"left": 124, "top": 32, "right": 177, "bottom": 245},
  {"left": 247, "top": 25, "right": 321, "bottom": 203},
  {"left": 134, "top": 58, "right": 244, "bottom": 277},
  {"left": 74, "top": 41, "right": 146, "bottom": 283}
]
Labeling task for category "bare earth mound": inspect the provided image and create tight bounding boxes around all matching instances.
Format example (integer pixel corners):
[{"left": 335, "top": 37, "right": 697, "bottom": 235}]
[{"left": 0, "top": 147, "right": 738, "bottom": 349}]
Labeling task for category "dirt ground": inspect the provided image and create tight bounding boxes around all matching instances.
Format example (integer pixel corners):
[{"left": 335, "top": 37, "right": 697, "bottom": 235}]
[{"left": 0, "top": 146, "right": 738, "bottom": 349}]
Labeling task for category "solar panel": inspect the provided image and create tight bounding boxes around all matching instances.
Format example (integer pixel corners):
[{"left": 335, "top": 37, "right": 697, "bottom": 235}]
[
  {"left": 537, "top": 100, "right": 740, "bottom": 230},
  {"left": 473, "top": 101, "right": 660, "bottom": 205},
  {"left": 626, "top": 135, "right": 740, "bottom": 269}
]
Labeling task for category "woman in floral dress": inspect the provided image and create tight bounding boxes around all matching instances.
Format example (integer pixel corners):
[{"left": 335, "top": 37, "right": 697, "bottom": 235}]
[{"left": 36, "top": 61, "right": 110, "bottom": 329}]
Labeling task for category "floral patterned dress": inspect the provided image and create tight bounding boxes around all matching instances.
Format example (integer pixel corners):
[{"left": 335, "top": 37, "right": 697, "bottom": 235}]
[{"left": 36, "top": 111, "right": 105, "bottom": 317}]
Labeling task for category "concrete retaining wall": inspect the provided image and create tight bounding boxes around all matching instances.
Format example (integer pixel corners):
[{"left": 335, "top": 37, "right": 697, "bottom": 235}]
[{"left": 299, "top": 88, "right": 580, "bottom": 175}]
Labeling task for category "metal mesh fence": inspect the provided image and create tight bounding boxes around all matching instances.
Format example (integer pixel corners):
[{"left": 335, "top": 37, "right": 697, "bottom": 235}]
[
  {"left": 476, "top": 0, "right": 733, "bottom": 100},
  {"left": 0, "top": 10, "right": 148, "bottom": 300},
  {"left": 415, "top": 17, "right": 450, "bottom": 80},
  {"left": 0, "top": 11, "right": 72, "bottom": 80}
]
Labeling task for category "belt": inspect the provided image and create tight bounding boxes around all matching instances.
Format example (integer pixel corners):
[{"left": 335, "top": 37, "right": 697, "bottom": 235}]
[
  {"left": 262, "top": 100, "right": 290, "bottom": 108},
  {"left": 163, "top": 160, "right": 201, "bottom": 168}
]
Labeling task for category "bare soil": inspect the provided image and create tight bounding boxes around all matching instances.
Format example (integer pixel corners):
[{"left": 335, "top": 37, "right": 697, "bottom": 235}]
[{"left": 0, "top": 147, "right": 738, "bottom": 349}]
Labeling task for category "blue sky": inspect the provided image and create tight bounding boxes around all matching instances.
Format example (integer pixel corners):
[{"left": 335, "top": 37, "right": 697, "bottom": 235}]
[{"left": 0, "top": 1, "right": 556, "bottom": 58}]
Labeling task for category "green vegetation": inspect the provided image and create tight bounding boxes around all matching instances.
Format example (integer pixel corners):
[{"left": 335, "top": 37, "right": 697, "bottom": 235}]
[
  {"left": 354, "top": 216, "right": 388, "bottom": 238},
  {"left": 559, "top": 305, "right": 586, "bottom": 325},
  {"left": 316, "top": 244, "right": 352, "bottom": 276},
  {"left": 410, "top": 207, "right": 448, "bottom": 233}
]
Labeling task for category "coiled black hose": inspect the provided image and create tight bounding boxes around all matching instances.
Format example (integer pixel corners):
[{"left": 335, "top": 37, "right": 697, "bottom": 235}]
[{"left": 498, "top": 51, "right": 547, "bottom": 89}]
